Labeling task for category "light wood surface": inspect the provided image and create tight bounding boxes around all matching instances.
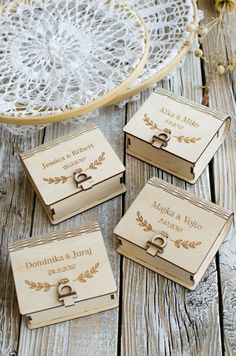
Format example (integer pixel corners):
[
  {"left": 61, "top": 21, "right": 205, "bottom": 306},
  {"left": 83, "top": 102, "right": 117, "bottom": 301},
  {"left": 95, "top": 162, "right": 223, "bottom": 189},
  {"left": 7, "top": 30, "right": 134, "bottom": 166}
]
[{"left": 1, "top": 0, "right": 235, "bottom": 355}]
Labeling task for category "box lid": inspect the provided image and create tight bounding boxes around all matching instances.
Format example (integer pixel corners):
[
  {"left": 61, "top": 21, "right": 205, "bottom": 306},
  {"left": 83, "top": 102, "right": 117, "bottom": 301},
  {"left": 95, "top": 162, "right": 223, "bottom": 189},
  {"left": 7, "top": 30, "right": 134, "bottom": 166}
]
[
  {"left": 114, "top": 177, "right": 232, "bottom": 275},
  {"left": 124, "top": 89, "right": 230, "bottom": 164},
  {"left": 20, "top": 124, "right": 125, "bottom": 205},
  {"left": 9, "top": 223, "right": 117, "bottom": 315}
]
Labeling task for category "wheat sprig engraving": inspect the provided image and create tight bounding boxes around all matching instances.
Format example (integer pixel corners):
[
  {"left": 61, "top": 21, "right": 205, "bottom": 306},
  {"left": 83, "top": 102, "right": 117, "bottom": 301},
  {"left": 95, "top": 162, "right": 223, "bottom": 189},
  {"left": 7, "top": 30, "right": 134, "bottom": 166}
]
[
  {"left": 136, "top": 211, "right": 154, "bottom": 232},
  {"left": 135, "top": 211, "right": 202, "bottom": 250},
  {"left": 77, "top": 262, "right": 100, "bottom": 283},
  {"left": 43, "top": 152, "right": 106, "bottom": 184},
  {"left": 43, "top": 176, "right": 69, "bottom": 184},
  {"left": 174, "top": 136, "right": 201, "bottom": 144},
  {"left": 25, "top": 263, "right": 100, "bottom": 292},
  {"left": 143, "top": 114, "right": 201, "bottom": 145},
  {"left": 25, "top": 280, "right": 55, "bottom": 292},
  {"left": 143, "top": 113, "right": 160, "bottom": 130},
  {"left": 173, "top": 240, "right": 202, "bottom": 249},
  {"left": 87, "top": 152, "right": 105, "bottom": 170}
]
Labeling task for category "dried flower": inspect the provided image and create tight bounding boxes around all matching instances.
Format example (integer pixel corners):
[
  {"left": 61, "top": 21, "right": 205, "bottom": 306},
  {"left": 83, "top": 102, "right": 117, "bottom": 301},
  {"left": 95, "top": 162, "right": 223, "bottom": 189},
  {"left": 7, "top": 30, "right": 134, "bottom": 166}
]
[
  {"left": 199, "top": 1, "right": 236, "bottom": 106},
  {"left": 219, "top": 53, "right": 236, "bottom": 73},
  {"left": 194, "top": 49, "right": 203, "bottom": 57},
  {"left": 216, "top": 64, "right": 225, "bottom": 75},
  {"left": 215, "top": 0, "right": 235, "bottom": 12},
  {"left": 186, "top": 23, "right": 197, "bottom": 32},
  {"left": 198, "top": 26, "right": 209, "bottom": 36}
]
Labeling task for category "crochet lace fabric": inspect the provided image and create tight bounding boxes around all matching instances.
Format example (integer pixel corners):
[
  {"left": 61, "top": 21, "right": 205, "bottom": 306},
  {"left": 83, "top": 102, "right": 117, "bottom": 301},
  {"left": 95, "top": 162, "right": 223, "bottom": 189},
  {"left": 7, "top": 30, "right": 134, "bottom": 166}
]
[
  {"left": 126, "top": 0, "right": 194, "bottom": 88},
  {"left": 0, "top": 0, "right": 147, "bottom": 118}
]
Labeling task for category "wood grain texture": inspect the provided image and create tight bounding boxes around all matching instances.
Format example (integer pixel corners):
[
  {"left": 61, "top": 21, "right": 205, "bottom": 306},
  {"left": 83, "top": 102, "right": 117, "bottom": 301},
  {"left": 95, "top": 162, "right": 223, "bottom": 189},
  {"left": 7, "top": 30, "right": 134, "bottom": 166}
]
[
  {"left": 1, "top": 1, "right": 235, "bottom": 354},
  {"left": 121, "top": 51, "right": 222, "bottom": 356},
  {"left": 198, "top": 1, "right": 236, "bottom": 354},
  {"left": 16, "top": 106, "right": 125, "bottom": 356},
  {"left": 0, "top": 127, "right": 44, "bottom": 356}
]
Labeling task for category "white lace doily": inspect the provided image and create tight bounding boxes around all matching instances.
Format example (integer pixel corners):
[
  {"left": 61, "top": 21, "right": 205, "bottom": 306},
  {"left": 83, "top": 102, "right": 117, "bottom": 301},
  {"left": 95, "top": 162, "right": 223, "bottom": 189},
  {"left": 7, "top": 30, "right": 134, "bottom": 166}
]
[
  {"left": 113, "top": 0, "right": 198, "bottom": 102},
  {"left": 0, "top": 0, "right": 148, "bottom": 124}
]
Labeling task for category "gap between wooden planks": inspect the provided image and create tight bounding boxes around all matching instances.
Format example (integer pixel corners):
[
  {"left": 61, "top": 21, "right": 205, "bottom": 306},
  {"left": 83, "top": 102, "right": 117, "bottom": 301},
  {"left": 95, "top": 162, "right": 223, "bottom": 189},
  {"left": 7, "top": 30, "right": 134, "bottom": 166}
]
[
  {"left": 120, "top": 52, "right": 222, "bottom": 356},
  {"left": 199, "top": 0, "right": 236, "bottom": 355},
  {"left": 1, "top": 1, "right": 235, "bottom": 354}
]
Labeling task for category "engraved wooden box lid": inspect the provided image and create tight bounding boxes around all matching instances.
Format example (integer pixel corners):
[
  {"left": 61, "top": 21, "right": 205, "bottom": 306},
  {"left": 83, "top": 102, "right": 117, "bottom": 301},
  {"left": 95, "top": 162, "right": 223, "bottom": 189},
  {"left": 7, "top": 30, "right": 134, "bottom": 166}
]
[
  {"left": 114, "top": 177, "right": 233, "bottom": 289},
  {"left": 20, "top": 124, "right": 126, "bottom": 224},
  {"left": 123, "top": 88, "right": 231, "bottom": 183},
  {"left": 9, "top": 223, "right": 117, "bottom": 327},
  {"left": 20, "top": 124, "right": 125, "bottom": 207}
]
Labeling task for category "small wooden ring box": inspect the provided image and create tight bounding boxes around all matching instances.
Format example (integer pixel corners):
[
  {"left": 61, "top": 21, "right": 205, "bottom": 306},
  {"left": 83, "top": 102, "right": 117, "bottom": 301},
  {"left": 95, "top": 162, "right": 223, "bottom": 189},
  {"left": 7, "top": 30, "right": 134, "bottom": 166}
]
[
  {"left": 9, "top": 223, "right": 118, "bottom": 329},
  {"left": 114, "top": 177, "right": 233, "bottom": 290},
  {"left": 20, "top": 124, "right": 126, "bottom": 224},
  {"left": 123, "top": 88, "right": 231, "bottom": 184}
]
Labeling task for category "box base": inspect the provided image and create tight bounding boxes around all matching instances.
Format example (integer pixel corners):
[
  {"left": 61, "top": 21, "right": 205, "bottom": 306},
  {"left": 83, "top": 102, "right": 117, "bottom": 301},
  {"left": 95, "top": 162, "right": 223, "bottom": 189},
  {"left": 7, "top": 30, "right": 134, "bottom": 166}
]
[
  {"left": 49, "top": 184, "right": 126, "bottom": 224},
  {"left": 126, "top": 148, "right": 197, "bottom": 184},
  {"left": 27, "top": 295, "right": 118, "bottom": 329},
  {"left": 117, "top": 246, "right": 198, "bottom": 290}
]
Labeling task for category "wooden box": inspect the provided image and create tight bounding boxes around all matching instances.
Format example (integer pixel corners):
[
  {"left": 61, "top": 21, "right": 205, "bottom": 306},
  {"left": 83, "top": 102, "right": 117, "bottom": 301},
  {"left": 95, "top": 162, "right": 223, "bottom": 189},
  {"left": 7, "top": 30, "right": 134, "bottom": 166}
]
[
  {"left": 20, "top": 124, "right": 126, "bottom": 224},
  {"left": 123, "top": 88, "right": 231, "bottom": 184},
  {"left": 9, "top": 223, "right": 118, "bottom": 329},
  {"left": 114, "top": 177, "right": 233, "bottom": 290}
]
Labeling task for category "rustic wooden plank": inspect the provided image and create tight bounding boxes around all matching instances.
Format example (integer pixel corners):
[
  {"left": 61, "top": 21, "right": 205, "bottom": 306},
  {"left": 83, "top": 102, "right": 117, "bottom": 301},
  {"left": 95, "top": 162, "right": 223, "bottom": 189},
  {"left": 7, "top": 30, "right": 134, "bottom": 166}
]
[
  {"left": 198, "top": 1, "right": 236, "bottom": 354},
  {"left": 0, "top": 126, "right": 44, "bottom": 356},
  {"left": 2, "top": 1, "right": 235, "bottom": 354},
  {"left": 16, "top": 106, "right": 125, "bottom": 356},
  {"left": 121, "top": 49, "right": 222, "bottom": 355}
]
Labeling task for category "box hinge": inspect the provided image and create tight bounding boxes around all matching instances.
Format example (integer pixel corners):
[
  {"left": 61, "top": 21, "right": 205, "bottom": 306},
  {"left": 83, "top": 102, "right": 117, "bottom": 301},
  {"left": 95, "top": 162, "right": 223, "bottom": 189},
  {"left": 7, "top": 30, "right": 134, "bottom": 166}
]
[{"left": 74, "top": 171, "right": 93, "bottom": 191}]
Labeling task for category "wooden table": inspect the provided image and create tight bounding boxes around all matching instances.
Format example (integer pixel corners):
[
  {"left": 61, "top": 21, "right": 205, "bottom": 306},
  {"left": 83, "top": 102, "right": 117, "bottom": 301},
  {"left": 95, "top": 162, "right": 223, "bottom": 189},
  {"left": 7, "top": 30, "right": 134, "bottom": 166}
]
[{"left": 1, "top": 1, "right": 235, "bottom": 355}]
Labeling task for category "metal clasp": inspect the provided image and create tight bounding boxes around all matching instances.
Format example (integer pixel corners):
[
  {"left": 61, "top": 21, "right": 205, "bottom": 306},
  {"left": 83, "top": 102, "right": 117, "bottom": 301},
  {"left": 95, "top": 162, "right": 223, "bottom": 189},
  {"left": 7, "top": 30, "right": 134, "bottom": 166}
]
[
  {"left": 152, "top": 128, "right": 171, "bottom": 149},
  {"left": 74, "top": 171, "right": 93, "bottom": 191},
  {"left": 58, "top": 279, "right": 78, "bottom": 307},
  {"left": 146, "top": 231, "right": 169, "bottom": 256}
]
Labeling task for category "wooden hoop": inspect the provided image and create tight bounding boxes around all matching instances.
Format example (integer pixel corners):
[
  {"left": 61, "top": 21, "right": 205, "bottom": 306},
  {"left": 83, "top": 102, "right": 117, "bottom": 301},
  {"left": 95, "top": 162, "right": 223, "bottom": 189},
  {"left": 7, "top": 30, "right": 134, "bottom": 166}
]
[
  {"left": 108, "top": 0, "right": 199, "bottom": 105},
  {"left": 0, "top": 1, "right": 149, "bottom": 125}
]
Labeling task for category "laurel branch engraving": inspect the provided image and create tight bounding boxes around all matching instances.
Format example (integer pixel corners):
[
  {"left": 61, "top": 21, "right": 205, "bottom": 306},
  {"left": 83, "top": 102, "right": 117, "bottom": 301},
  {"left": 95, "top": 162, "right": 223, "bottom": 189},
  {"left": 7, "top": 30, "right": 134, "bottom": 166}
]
[
  {"left": 43, "top": 152, "right": 105, "bottom": 184},
  {"left": 174, "top": 136, "right": 201, "bottom": 144},
  {"left": 87, "top": 152, "right": 105, "bottom": 170},
  {"left": 136, "top": 211, "right": 202, "bottom": 250},
  {"left": 24, "top": 262, "right": 100, "bottom": 292},
  {"left": 143, "top": 113, "right": 160, "bottom": 130},
  {"left": 143, "top": 114, "right": 201, "bottom": 144},
  {"left": 25, "top": 280, "right": 54, "bottom": 292},
  {"left": 77, "top": 262, "right": 100, "bottom": 283},
  {"left": 136, "top": 211, "right": 154, "bottom": 232},
  {"left": 173, "top": 240, "right": 202, "bottom": 249}
]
